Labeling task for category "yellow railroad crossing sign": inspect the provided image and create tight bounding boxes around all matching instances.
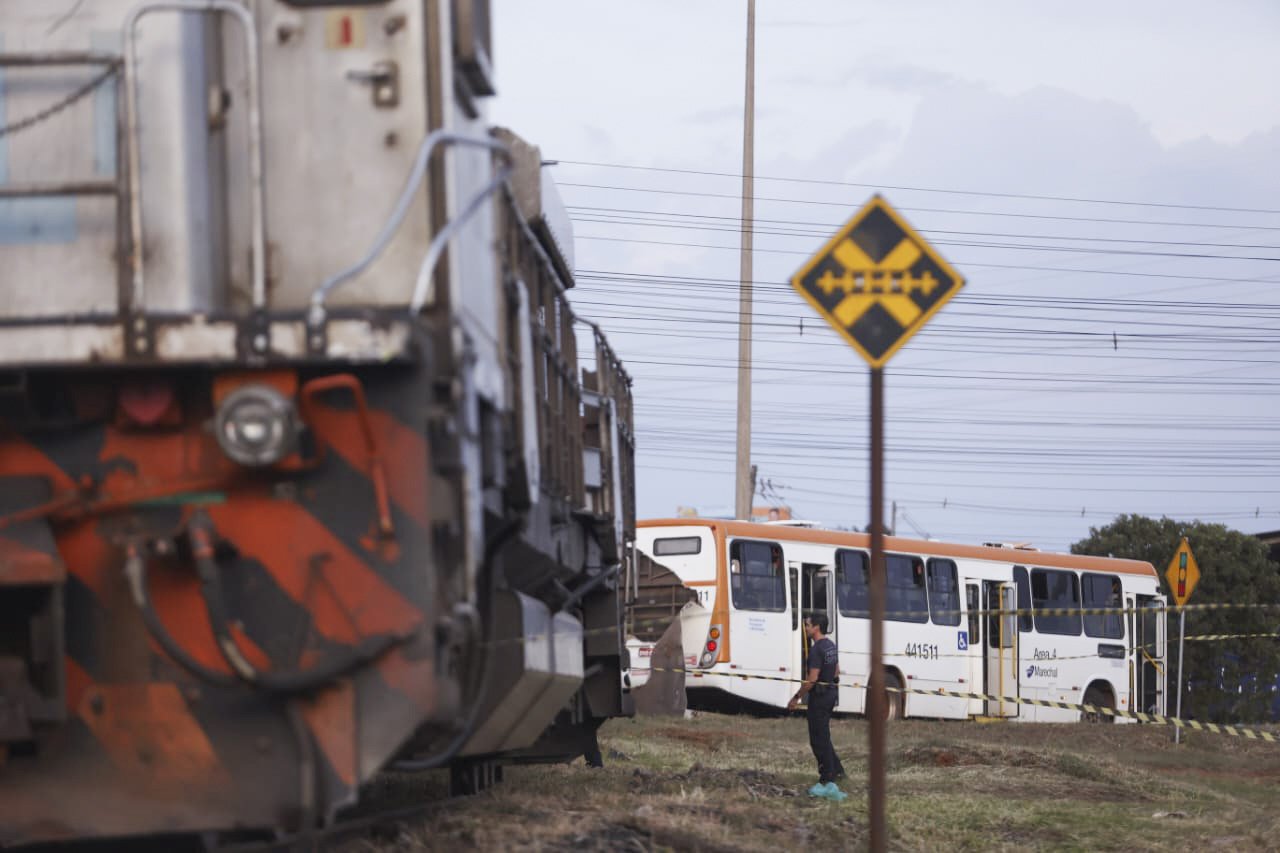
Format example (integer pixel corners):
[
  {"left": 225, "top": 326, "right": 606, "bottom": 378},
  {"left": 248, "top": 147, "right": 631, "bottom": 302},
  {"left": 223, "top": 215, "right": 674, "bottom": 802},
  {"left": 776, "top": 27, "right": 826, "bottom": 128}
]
[
  {"left": 1165, "top": 537, "right": 1200, "bottom": 609},
  {"left": 790, "top": 195, "right": 964, "bottom": 367}
]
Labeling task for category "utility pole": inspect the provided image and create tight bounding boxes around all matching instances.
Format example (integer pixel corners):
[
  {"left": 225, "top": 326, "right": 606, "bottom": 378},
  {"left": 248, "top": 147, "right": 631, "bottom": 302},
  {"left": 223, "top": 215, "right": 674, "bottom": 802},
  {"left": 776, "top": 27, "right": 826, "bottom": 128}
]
[{"left": 734, "top": 0, "right": 756, "bottom": 520}]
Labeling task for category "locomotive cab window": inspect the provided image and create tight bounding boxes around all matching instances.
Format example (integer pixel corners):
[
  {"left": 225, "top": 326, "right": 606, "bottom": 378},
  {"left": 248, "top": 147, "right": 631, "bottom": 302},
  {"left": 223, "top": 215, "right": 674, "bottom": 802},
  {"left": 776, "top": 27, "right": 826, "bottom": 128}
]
[{"left": 729, "top": 539, "right": 785, "bottom": 612}]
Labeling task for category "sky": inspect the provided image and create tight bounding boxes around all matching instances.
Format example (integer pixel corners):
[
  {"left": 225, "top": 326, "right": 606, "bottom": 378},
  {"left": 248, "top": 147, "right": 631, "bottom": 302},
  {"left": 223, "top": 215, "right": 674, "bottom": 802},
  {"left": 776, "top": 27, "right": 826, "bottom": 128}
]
[{"left": 490, "top": 0, "right": 1280, "bottom": 554}]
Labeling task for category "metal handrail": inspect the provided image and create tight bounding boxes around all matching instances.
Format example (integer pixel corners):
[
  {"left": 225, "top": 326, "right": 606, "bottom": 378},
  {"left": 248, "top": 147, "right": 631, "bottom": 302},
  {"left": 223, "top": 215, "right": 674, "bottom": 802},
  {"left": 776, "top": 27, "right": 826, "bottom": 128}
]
[
  {"left": 0, "top": 181, "right": 117, "bottom": 199},
  {"left": 0, "top": 53, "right": 120, "bottom": 67},
  {"left": 407, "top": 167, "right": 511, "bottom": 313},
  {"left": 123, "top": 1, "right": 266, "bottom": 313},
  {"left": 310, "top": 130, "right": 508, "bottom": 321}
]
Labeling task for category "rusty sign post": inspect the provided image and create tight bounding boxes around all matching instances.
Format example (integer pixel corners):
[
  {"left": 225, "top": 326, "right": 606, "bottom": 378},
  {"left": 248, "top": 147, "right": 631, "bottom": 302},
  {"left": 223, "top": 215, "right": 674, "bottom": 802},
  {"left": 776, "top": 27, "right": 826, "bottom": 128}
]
[
  {"left": 790, "top": 195, "right": 964, "bottom": 852},
  {"left": 1165, "top": 537, "right": 1200, "bottom": 745}
]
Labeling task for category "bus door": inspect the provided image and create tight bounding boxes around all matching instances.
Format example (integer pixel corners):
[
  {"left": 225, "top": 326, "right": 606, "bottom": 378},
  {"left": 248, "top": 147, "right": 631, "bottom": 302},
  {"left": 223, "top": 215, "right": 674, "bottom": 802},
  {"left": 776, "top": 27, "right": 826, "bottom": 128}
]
[
  {"left": 727, "top": 539, "right": 791, "bottom": 696},
  {"left": 983, "top": 582, "right": 1019, "bottom": 717},
  {"left": 964, "top": 583, "right": 984, "bottom": 716},
  {"left": 794, "top": 563, "right": 834, "bottom": 704},
  {"left": 1132, "top": 594, "right": 1166, "bottom": 715}
]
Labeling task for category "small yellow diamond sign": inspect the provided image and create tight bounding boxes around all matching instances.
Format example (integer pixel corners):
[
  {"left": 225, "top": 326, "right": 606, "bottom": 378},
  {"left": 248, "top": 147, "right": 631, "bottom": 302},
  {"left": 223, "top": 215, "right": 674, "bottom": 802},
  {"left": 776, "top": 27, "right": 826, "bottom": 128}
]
[
  {"left": 1165, "top": 537, "right": 1200, "bottom": 610},
  {"left": 790, "top": 195, "right": 964, "bottom": 367}
]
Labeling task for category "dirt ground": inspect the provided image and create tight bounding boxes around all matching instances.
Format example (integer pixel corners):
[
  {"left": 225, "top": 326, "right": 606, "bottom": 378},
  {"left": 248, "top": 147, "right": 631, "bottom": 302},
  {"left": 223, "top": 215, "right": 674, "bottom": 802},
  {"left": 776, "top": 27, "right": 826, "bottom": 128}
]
[{"left": 337, "top": 713, "right": 1280, "bottom": 852}]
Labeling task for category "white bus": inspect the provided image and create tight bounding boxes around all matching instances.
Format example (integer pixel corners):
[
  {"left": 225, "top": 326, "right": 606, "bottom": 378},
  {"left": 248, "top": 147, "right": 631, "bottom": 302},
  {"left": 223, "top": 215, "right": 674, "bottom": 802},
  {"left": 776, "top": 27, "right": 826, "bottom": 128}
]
[{"left": 630, "top": 519, "right": 1167, "bottom": 722}]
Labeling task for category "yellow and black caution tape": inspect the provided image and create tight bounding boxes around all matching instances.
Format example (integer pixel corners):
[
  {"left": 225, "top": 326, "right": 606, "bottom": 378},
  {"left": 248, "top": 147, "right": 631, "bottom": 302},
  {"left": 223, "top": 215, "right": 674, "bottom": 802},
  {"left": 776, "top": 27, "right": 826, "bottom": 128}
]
[
  {"left": 1185, "top": 632, "right": 1280, "bottom": 642},
  {"left": 641, "top": 665, "right": 1280, "bottom": 744},
  {"left": 1140, "top": 648, "right": 1165, "bottom": 675},
  {"left": 865, "top": 645, "right": 1136, "bottom": 663},
  {"left": 631, "top": 598, "right": 1280, "bottom": 624},
  {"left": 869, "top": 600, "right": 1280, "bottom": 621},
  {"left": 483, "top": 605, "right": 1280, "bottom": 653}
]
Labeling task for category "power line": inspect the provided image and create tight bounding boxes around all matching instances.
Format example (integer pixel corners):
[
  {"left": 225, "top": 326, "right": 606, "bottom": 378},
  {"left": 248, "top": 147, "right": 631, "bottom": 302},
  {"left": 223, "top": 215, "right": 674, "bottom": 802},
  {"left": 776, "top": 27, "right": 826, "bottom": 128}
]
[
  {"left": 568, "top": 205, "right": 1280, "bottom": 250},
  {"left": 558, "top": 183, "right": 1280, "bottom": 231},
  {"left": 575, "top": 268, "right": 1280, "bottom": 310},
  {"left": 633, "top": 462, "right": 1280, "bottom": 496},
  {"left": 574, "top": 233, "right": 1280, "bottom": 284},
  {"left": 568, "top": 213, "right": 1280, "bottom": 262},
  {"left": 573, "top": 306, "right": 1280, "bottom": 344},
  {"left": 554, "top": 160, "right": 1280, "bottom": 216},
  {"left": 569, "top": 292, "right": 1280, "bottom": 332},
  {"left": 574, "top": 324, "right": 1280, "bottom": 367}
]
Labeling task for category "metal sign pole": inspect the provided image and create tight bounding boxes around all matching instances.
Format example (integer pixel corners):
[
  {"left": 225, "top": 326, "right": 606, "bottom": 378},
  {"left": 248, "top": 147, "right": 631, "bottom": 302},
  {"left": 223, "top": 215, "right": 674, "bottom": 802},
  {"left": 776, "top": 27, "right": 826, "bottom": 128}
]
[
  {"left": 868, "top": 367, "right": 886, "bottom": 852},
  {"left": 786, "top": 195, "right": 962, "bottom": 851},
  {"left": 1174, "top": 608, "right": 1186, "bottom": 745}
]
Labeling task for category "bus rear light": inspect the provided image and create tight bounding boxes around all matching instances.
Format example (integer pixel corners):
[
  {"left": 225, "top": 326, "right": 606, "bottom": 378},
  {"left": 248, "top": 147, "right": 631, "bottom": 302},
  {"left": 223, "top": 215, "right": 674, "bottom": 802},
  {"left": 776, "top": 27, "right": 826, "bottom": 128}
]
[{"left": 699, "top": 622, "right": 723, "bottom": 668}]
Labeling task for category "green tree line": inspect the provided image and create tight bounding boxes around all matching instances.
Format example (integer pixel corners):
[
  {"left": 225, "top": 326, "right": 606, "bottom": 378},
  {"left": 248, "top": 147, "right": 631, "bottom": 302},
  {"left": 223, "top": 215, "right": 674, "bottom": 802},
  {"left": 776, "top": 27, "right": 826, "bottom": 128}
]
[{"left": 1073, "top": 515, "right": 1280, "bottom": 724}]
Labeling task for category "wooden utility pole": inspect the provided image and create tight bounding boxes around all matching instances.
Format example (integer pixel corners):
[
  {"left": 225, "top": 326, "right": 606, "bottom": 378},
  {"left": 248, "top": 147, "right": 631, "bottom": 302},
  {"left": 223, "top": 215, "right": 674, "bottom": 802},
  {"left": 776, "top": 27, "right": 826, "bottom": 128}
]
[{"left": 734, "top": 0, "right": 756, "bottom": 520}]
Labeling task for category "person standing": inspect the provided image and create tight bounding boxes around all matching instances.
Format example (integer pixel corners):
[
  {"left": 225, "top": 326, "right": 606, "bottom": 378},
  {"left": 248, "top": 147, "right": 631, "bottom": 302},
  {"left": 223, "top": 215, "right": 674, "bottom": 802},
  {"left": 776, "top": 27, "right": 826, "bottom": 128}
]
[{"left": 788, "top": 615, "right": 847, "bottom": 800}]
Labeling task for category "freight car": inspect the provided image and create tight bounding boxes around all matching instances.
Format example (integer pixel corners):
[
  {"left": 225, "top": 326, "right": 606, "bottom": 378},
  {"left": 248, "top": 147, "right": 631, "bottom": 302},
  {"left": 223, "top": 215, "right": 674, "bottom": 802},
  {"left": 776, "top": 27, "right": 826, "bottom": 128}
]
[{"left": 0, "top": 0, "right": 634, "bottom": 846}]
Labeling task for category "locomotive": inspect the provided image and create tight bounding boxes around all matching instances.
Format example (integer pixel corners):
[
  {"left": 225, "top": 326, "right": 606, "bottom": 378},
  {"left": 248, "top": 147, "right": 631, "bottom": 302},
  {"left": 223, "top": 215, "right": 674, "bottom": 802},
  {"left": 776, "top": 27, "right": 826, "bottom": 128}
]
[{"left": 0, "top": 0, "right": 634, "bottom": 845}]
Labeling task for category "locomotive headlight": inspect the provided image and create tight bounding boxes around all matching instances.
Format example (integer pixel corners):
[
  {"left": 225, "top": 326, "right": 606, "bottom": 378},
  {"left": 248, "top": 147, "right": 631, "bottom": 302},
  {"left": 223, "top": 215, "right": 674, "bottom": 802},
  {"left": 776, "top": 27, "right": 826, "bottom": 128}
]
[{"left": 215, "top": 384, "right": 298, "bottom": 467}]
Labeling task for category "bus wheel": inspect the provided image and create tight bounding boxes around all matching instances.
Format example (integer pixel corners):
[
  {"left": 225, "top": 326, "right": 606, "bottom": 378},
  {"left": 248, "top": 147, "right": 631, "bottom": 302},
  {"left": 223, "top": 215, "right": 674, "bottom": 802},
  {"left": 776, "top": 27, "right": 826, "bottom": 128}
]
[
  {"left": 884, "top": 671, "right": 905, "bottom": 721},
  {"left": 1082, "top": 685, "right": 1115, "bottom": 724}
]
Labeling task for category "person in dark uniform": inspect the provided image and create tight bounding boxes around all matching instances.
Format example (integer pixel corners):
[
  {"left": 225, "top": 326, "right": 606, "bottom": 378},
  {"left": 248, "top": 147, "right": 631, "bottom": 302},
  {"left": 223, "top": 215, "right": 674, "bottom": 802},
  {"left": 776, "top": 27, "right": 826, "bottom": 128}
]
[{"left": 788, "top": 614, "right": 847, "bottom": 800}]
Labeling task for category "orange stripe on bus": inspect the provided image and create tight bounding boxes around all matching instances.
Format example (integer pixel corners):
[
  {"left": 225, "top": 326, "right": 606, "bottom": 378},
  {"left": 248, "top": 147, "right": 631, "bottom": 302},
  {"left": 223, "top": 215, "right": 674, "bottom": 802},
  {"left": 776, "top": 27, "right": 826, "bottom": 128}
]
[{"left": 640, "top": 518, "right": 1158, "bottom": 577}]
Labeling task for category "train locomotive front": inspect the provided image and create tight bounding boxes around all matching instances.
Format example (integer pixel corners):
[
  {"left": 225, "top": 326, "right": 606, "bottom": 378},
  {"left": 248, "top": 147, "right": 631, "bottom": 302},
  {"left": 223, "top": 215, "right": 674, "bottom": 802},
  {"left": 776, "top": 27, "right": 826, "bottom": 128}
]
[{"left": 0, "top": 0, "right": 634, "bottom": 845}]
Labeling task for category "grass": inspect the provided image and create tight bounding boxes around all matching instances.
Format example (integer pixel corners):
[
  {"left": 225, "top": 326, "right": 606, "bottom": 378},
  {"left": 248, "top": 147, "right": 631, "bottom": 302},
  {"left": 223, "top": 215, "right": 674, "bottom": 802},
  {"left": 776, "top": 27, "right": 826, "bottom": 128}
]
[{"left": 338, "top": 714, "right": 1280, "bottom": 852}]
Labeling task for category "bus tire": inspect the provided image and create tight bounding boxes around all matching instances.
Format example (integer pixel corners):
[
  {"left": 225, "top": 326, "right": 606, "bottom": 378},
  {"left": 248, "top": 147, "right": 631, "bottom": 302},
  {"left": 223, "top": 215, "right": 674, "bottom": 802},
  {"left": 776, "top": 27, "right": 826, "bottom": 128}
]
[
  {"left": 884, "top": 671, "right": 904, "bottom": 722},
  {"left": 1082, "top": 684, "right": 1115, "bottom": 724}
]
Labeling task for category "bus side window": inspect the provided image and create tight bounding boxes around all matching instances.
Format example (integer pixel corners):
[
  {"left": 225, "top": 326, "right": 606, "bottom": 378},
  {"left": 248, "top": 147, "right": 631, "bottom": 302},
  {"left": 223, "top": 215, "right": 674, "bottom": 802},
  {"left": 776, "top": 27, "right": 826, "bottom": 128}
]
[
  {"left": 728, "top": 540, "right": 786, "bottom": 612},
  {"left": 1082, "top": 573, "right": 1124, "bottom": 639},
  {"left": 835, "top": 549, "right": 869, "bottom": 618},
  {"left": 965, "top": 584, "right": 980, "bottom": 647},
  {"left": 927, "top": 558, "right": 960, "bottom": 626},
  {"left": 1030, "top": 568, "right": 1082, "bottom": 636},
  {"left": 886, "top": 554, "right": 927, "bottom": 623}
]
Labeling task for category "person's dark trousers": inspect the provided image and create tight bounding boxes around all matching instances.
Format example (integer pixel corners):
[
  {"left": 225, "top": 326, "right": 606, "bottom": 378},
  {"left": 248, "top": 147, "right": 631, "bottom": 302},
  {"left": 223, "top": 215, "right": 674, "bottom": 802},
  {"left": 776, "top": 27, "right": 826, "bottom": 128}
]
[{"left": 806, "top": 688, "right": 844, "bottom": 783}]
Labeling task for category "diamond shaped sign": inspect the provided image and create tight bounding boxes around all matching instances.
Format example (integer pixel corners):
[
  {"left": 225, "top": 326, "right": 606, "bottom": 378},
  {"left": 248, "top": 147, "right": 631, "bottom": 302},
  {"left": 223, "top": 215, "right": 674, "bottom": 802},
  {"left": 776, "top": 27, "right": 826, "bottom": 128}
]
[
  {"left": 1165, "top": 537, "right": 1200, "bottom": 610},
  {"left": 790, "top": 195, "right": 965, "bottom": 367}
]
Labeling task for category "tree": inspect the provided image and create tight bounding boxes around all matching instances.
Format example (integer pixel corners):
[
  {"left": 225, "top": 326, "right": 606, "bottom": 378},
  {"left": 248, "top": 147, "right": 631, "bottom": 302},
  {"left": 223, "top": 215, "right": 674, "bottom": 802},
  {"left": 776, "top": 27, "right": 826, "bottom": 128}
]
[{"left": 1072, "top": 515, "right": 1280, "bottom": 724}]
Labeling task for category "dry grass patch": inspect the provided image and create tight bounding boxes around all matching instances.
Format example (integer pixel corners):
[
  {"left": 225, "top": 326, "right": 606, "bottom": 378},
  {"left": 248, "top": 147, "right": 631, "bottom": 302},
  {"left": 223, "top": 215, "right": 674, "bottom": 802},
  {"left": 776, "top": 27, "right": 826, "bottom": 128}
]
[{"left": 339, "top": 713, "right": 1280, "bottom": 852}]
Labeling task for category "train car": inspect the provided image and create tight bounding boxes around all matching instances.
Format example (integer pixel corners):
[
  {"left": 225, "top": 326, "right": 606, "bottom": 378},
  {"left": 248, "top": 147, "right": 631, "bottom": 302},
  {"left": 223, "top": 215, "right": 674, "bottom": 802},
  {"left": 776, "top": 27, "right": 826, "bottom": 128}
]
[
  {"left": 631, "top": 519, "right": 1166, "bottom": 722},
  {"left": 0, "top": 0, "right": 634, "bottom": 846}
]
